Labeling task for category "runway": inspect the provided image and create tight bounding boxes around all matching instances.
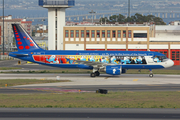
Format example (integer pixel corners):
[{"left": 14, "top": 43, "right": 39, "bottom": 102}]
[{"left": 0, "top": 108, "right": 179, "bottom": 120}]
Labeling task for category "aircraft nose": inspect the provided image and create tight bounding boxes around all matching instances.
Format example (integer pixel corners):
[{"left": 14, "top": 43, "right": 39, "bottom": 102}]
[
  {"left": 165, "top": 59, "right": 174, "bottom": 68},
  {"left": 170, "top": 59, "right": 174, "bottom": 66}
]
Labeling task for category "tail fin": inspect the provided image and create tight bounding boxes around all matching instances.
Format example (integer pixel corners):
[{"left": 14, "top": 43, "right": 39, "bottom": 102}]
[{"left": 12, "top": 24, "right": 43, "bottom": 51}]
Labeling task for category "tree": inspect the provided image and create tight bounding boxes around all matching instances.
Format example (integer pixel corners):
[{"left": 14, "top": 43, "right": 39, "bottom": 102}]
[
  {"left": 99, "top": 13, "right": 166, "bottom": 25},
  {"left": 99, "top": 17, "right": 109, "bottom": 23}
]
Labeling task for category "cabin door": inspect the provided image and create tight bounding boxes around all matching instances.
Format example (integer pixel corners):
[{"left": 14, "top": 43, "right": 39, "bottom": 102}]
[{"left": 147, "top": 53, "right": 154, "bottom": 63}]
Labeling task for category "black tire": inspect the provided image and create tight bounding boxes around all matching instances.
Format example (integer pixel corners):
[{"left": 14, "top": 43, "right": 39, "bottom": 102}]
[
  {"left": 95, "top": 71, "right": 100, "bottom": 76},
  {"left": 90, "top": 73, "right": 96, "bottom": 77},
  {"left": 149, "top": 73, "right": 153, "bottom": 78}
]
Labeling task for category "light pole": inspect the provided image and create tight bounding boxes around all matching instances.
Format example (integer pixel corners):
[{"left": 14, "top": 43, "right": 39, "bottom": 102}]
[
  {"left": 3, "top": 0, "right": 4, "bottom": 55},
  {"left": 42, "top": 19, "right": 45, "bottom": 36},
  {"left": 89, "top": 10, "right": 96, "bottom": 24},
  {"left": 128, "top": 0, "right": 130, "bottom": 23}
]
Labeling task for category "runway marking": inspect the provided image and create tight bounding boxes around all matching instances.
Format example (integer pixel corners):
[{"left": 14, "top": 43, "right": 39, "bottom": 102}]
[
  {"left": 147, "top": 84, "right": 161, "bottom": 86},
  {"left": 133, "top": 79, "right": 138, "bottom": 82}
]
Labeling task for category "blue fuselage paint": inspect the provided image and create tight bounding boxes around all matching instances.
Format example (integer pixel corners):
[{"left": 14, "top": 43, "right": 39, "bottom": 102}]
[{"left": 9, "top": 50, "right": 166, "bottom": 70}]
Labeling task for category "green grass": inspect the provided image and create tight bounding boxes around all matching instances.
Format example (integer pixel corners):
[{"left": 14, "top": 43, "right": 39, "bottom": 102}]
[
  {"left": 1, "top": 69, "right": 180, "bottom": 75},
  {"left": 0, "top": 67, "right": 21, "bottom": 70},
  {"left": 0, "top": 79, "right": 71, "bottom": 87},
  {"left": 126, "top": 69, "right": 180, "bottom": 75},
  {"left": 0, "top": 91, "right": 180, "bottom": 108}
]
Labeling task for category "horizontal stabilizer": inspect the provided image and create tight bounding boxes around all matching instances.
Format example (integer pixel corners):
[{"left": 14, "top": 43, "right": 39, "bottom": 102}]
[{"left": 12, "top": 53, "right": 29, "bottom": 56}]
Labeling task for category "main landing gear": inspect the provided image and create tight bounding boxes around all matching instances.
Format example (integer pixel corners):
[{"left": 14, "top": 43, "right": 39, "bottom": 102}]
[
  {"left": 90, "top": 70, "right": 100, "bottom": 77},
  {"left": 149, "top": 69, "right": 153, "bottom": 78},
  {"left": 95, "top": 71, "right": 100, "bottom": 76}
]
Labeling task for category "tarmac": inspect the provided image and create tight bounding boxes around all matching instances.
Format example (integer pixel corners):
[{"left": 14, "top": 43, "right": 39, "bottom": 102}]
[
  {"left": 0, "top": 108, "right": 180, "bottom": 120},
  {"left": 0, "top": 73, "right": 179, "bottom": 87},
  {"left": 0, "top": 60, "right": 180, "bottom": 120},
  {"left": 0, "top": 73, "right": 180, "bottom": 93}
]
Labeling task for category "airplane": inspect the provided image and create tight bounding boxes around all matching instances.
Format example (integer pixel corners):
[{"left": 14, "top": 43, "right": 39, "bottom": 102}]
[{"left": 9, "top": 24, "right": 174, "bottom": 77}]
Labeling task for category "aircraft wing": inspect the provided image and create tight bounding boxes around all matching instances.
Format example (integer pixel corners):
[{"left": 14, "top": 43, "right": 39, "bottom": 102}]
[{"left": 74, "top": 60, "right": 112, "bottom": 68}]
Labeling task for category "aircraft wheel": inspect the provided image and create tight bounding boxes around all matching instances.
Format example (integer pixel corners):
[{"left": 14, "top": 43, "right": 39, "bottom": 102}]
[
  {"left": 149, "top": 73, "right": 153, "bottom": 78},
  {"left": 90, "top": 73, "right": 96, "bottom": 77},
  {"left": 95, "top": 71, "right": 100, "bottom": 76}
]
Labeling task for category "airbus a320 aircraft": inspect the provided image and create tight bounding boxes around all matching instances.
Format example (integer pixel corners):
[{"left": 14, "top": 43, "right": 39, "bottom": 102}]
[{"left": 9, "top": 24, "right": 174, "bottom": 77}]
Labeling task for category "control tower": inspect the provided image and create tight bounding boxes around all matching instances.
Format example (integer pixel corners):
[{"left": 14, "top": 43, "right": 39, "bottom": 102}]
[{"left": 39, "top": 0, "right": 75, "bottom": 50}]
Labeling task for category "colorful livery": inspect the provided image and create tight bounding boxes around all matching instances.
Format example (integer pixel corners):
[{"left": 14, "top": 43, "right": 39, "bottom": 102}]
[{"left": 9, "top": 24, "right": 174, "bottom": 77}]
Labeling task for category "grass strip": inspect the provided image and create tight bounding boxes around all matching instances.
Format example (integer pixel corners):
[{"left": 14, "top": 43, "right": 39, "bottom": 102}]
[
  {"left": 0, "top": 91, "right": 180, "bottom": 108},
  {"left": 0, "top": 79, "right": 70, "bottom": 87},
  {"left": 126, "top": 69, "right": 180, "bottom": 75},
  {"left": 0, "top": 67, "right": 21, "bottom": 70},
  {"left": 1, "top": 69, "right": 180, "bottom": 75}
]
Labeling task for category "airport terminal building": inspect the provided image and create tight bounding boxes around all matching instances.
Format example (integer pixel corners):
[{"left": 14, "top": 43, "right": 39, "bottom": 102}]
[{"left": 63, "top": 23, "right": 180, "bottom": 65}]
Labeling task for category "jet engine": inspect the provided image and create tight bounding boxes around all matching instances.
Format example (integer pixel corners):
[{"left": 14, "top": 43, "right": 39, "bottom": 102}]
[
  {"left": 101, "top": 65, "right": 122, "bottom": 75},
  {"left": 122, "top": 69, "right": 126, "bottom": 74}
]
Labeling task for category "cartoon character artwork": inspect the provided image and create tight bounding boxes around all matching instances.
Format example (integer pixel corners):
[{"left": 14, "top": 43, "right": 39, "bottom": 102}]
[
  {"left": 106, "top": 57, "right": 110, "bottom": 63},
  {"left": 69, "top": 56, "right": 74, "bottom": 64},
  {"left": 65, "top": 57, "right": 70, "bottom": 64},
  {"left": 111, "top": 56, "right": 117, "bottom": 64},
  {"left": 136, "top": 56, "right": 142, "bottom": 64},
  {"left": 95, "top": 58, "right": 100, "bottom": 62},
  {"left": 115, "top": 56, "right": 121, "bottom": 64},
  {"left": 55, "top": 58, "right": 60, "bottom": 64},
  {"left": 46, "top": 55, "right": 56, "bottom": 64},
  {"left": 154, "top": 56, "right": 161, "bottom": 63},
  {"left": 121, "top": 57, "right": 125, "bottom": 64},
  {"left": 102, "top": 57, "right": 106, "bottom": 63},
  {"left": 123, "top": 56, "right": 130, "bottom": 64},
  {"left": 101, "top": 56, "right": 109, "bottom": 63},
  {"left": 61, "top": 57, "right": 67, "bottom": 64},
  {"left": 142, "top": 57, "right": 147, "bottom": 64},
  {"left": 90, "top": 56, "right": 95, "bottom": 62},
  {"left": 81, "top": 56, "right": 87, "bottom": 61}
]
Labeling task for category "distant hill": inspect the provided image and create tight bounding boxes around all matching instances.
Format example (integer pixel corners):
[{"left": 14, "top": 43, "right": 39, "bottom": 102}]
[{"left": 4, "top": 0, "right": 180, "bottom": 11}]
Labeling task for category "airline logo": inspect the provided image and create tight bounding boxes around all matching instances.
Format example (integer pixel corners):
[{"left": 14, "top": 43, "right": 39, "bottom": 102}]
[{"left": 13, "top": 24, "right": 39, "bottom": 51}]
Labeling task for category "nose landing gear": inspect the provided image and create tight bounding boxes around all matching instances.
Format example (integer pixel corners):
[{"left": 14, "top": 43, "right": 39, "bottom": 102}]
[{"left": 149, "top": 69, "right": 153, "bottom": 78}]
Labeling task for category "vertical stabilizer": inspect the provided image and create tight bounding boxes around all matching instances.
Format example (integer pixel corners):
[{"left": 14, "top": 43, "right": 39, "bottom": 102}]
[{"left": 12, "top": 24, "right": 43, "bottom": 51}]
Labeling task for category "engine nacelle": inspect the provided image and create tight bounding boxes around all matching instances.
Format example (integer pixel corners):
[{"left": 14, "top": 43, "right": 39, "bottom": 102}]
[
  {"left": 105, "top": 65, "right": 122, "bottom": 75},
  {"left": 122, "top": 69, "right": 126, "bottom": 74}
]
